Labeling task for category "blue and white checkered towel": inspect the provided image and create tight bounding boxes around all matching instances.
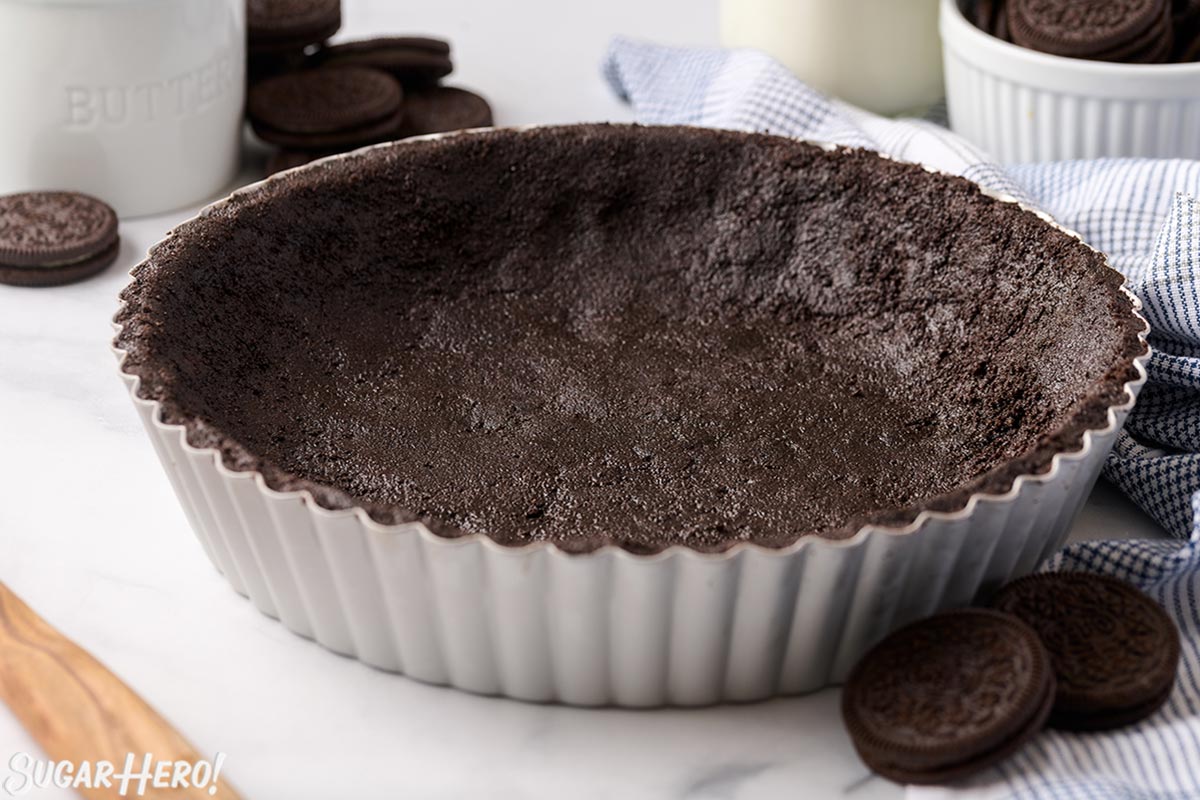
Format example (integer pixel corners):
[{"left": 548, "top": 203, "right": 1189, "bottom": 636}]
[{"left": 603, "top": 36, "right": 1200, "bottom": 800}]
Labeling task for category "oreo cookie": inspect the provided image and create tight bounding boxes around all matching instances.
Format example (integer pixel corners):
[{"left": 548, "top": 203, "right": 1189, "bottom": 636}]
[
  {"left": 256, "top": 105, "right": 406, "bottom": 151},
  {"left": 0, "top": 192, "right": 119, "bottom": 287},
  {"left": 842, "top": 609, "right": 1054, "bottom": 785},
  {"left": 974, "top": 0, "right": 1194, "bottom": 61},
  {"left": 1008, "top": 0, "right": 1168, "bottom": 58},
  {"left": 249, "top": 66, "right": 402, "bottom": 135},
  {"left": 1091, "top": 0, "right": 1174, "bottom": 62},
  {"left": 1130, "top": 23, "right": 1175, "bottom": 61},
  {"left": 248, "top": 0, "right": 341, "bottom": 53},
  {"left": 248, "top": 66, "right": 408, "bottom": 150},
  {"left": 398, "top": 87, "right": 493, "bottom": 139},
  {"left": 991, "top": 573, "right": 1180, "bottom": 731},
  {"left": 317, "top": 37, "right": 454, "bottom": 87}
]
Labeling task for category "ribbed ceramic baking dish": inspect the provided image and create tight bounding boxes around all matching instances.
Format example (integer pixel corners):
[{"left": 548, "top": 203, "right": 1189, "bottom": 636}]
[
  {"left": 113, "top": 131, "right": 1150, "bottom": 707},
  {"left": 941, "top": 0, "right": 1200, "bottom": 162}
]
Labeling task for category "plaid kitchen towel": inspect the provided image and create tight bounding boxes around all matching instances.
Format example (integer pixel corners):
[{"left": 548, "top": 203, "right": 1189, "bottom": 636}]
[{"left": 603, "top": 37, "right": 1200, "bottom": 800}]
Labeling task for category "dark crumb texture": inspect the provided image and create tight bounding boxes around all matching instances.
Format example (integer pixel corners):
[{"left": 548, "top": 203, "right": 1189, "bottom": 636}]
[{"left": 115, "top": 125, "right": 1146, "bottom": 554}]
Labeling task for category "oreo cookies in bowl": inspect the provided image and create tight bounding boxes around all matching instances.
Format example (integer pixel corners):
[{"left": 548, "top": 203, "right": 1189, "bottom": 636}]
[{"left": 942, "top": 0, "right": 1200, "bottom": 160}]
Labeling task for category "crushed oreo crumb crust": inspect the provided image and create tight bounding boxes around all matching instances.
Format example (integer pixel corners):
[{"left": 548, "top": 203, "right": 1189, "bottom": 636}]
[{"left": 115, "top": 125, "right": 1146, "bottom": 554}]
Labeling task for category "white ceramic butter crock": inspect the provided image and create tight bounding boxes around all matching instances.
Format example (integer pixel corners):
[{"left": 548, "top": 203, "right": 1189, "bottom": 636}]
[{"left": 0, "top": 0, "right": 245, "bottom": 217}]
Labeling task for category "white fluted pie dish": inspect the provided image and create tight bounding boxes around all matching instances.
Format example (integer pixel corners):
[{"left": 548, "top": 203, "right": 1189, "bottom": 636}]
[{"left": 113, "top": 125, "right": 1150, "bottom": 706}]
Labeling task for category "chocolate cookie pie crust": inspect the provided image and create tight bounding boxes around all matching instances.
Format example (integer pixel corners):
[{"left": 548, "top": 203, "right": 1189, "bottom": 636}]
[{"left": 115, "top": 125, "right": 1147, "bottom": 554}]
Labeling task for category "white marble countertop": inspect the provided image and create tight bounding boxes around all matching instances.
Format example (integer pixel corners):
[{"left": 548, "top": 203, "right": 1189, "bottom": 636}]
[{"left": 0, "top": 1, "right": 1168, "bottom": 798}]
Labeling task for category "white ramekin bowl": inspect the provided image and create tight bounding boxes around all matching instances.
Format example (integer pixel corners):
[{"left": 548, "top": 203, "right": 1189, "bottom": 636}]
[
  {"left": 941, "top": 0, "right": 1200, "bottom": 162},
  {"left": 113, "top": 131, "right": 1150, "bottom": 707}
]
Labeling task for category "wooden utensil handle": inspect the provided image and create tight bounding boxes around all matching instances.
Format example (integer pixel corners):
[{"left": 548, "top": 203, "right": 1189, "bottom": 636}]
[{"left": 0, "top": 583, "right": 242, "bottom": 799}]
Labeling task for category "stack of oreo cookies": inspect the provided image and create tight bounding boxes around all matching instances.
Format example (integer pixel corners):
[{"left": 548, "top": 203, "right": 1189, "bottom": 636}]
[
  {"left": 245, "top": 0, "right": 494, "bottom": 175},
  {"left": 971, "top": 0, "right": 1200, "bottom": 62}
]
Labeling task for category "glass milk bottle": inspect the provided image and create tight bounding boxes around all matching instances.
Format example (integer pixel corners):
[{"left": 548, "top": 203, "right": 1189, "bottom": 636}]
[{"left": 720, "top": 0, "right": 944, "bottom": 116}]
